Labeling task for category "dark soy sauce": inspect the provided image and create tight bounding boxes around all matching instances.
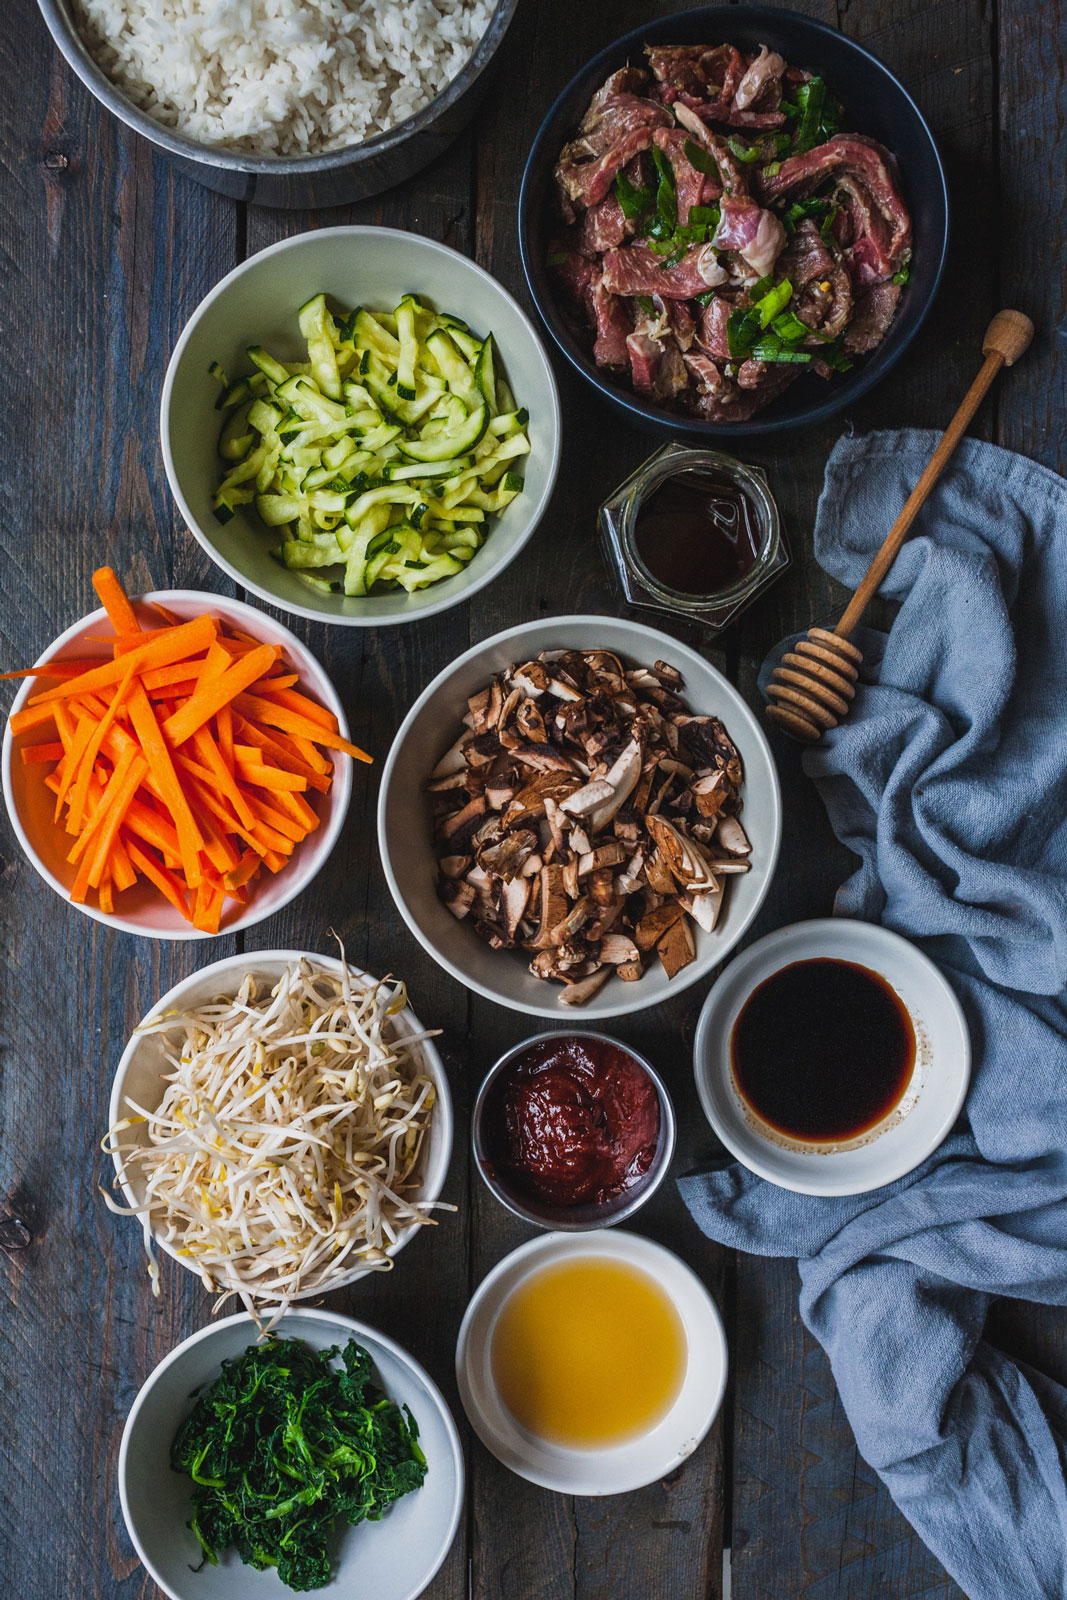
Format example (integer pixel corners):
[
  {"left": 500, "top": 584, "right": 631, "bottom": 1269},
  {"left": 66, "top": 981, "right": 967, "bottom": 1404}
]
[
  {"left": 633, "top": 472, "right": 762, "bottom": 596},
  {"left": 730, "top": 958, "right": 916, "bottom": 1141}
]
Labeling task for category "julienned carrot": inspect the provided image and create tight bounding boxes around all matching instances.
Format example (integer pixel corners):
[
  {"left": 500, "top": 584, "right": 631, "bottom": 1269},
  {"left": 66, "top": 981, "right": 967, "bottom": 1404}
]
[
  {"left": 93, "top": 567, "right": 141, "bottom": 636},
  {"left": 162, "top": 643, "right": 278, "bottom": 748},
  {"left": 233, "top": 693, "right": 372, "bottom": 762},
  {"left": 9, "top": 701, "right": 59, "bottom": 736},
  {"left": 123, "top": 838, "right": 188, "bottom": 915},
  {"left": 252, "top": 684, "right": 338, "bottom": 732},
  {"left": 0, "top": 659, "right": 109, "bottom": 682},
  {"left": 21, "top": 741, "right": 64, "bottom": 765},
  {"left": 29, "top": 615, "right": 217, "bottom": 706},
  {"left": 235, "top": 759, "right": 308, "bottom": 794},
  {"left": 4, "top": 569, "right": 367, "bottom": 923},
  {"left": 65, "top": 663, "right": 137, "bottom": 829},
  {"left": 127, "top": 682, "right": 204, "bottom": 887},
  {"left": 86, "top": 755, "right": 150, "bottom": 888}
]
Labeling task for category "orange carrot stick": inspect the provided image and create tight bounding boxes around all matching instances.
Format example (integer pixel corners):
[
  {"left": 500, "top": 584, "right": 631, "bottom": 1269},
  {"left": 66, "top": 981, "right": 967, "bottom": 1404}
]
[
  {"left": 29, "top": 615, "right": 217, "bottom": 706},
  {"left": 65, "top": 663, "right": 137, "bottom": 830},
  {"left": 0, "top": 659, "right": 108, "bottom": 682},
  {"left": 234, "top": 760, "right": 308, "bottom": 794},
  {"left": 189, "top": 727, "right": 256, "bottom": 830},
  {"left": 68, "top": 746, "right": 141, "bottom": 866},
  {"left": 9, "top": 702, "right": 58, "bottom": 736},
  {"left": 123, "top": 837, "right": 190, "bottom": 918},
  {"left": 21, "top": 741, "right": 65, "bottom": 765},
  {"left": 86, "top": 755, "right": 148, "bottom": 888},
  {"left": 161, "top": 643, "right": 278, "bottom": 748},
  {"left": 234, "top": 693, "right": 371, "bottom": 762},
  {"left": 252, "top": 684, "right": 338, "bottom": 732},
  {"left": 92, "top": 567, "right": 141, "bottom": 636},
  {"left": 127, "top": 682, "right": 204, "bottom": 887}
]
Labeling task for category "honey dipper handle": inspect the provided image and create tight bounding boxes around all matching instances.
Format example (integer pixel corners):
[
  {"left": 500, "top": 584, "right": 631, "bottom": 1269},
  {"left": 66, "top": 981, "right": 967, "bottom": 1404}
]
[{"left": 834, "top": 310, "right": 1035, "bottom": 641}]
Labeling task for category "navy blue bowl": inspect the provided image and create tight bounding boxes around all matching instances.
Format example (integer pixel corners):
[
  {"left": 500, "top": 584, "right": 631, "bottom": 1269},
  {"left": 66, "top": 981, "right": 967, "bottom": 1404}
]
[{"left": 518, "top": 5, "right": 949, "bottom": 439}]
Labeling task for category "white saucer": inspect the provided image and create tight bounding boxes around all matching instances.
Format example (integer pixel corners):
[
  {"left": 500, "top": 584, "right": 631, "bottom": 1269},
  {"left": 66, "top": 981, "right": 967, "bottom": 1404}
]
[
  {"left": 693, "top": 918, "right": 970, "bottom": 1196},
  {"left": 456, "top": 1230, "right": 727, "bottom": 1495}
]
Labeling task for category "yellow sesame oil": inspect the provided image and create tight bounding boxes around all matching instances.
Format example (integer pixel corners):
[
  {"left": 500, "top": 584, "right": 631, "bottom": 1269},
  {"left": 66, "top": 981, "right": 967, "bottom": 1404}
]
[{"left": 491, "top": 1257, "right": 687, "bottom": 1449}]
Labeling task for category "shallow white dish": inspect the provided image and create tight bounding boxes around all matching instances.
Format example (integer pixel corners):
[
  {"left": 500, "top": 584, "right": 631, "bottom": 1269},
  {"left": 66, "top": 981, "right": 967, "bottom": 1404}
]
[
  {"left": 119, "top": 1307, "right": 464, "bottom": 1600},
  {"left": 161, "top": 226, "right": 561, "bottom": 626},
  {"left": 693, "top": 918, "right": 970, "bottom": 1196},
  {"left": 456, "top": 1229, "right": 728, "bottom": 1495},
  {"left": 108, "top": 950, "right": 453, "bottom": 1297},
  {"left": 1, "top": 590, "right": 353, "bottom": 939},
  {"left": 378, "top": 615, "right": 782, "bottom": 1019}
]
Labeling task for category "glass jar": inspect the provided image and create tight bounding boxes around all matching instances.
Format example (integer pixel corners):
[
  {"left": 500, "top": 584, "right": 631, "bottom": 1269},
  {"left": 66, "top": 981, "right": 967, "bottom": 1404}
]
[{"left": 598, "top": 443, "right": 789, "bottom": 633}]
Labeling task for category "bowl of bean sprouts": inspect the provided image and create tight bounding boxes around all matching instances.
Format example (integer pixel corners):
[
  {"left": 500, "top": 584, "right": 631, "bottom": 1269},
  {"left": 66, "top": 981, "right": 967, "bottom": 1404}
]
[{"left": 104, "top": 947, "right": 453, "bottom": 1327}]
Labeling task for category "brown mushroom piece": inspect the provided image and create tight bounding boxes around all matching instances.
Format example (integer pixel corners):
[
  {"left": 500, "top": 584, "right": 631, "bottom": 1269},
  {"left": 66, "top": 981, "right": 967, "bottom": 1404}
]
[
  {"left": 559, "top": 967, "right": 611, "bottom": 1005},
  {"left": 428, "top": 645, "right": 751, "bottom": 1003},
  {"left": 656, "top": 917, "right": 695, "bottom": 979}
]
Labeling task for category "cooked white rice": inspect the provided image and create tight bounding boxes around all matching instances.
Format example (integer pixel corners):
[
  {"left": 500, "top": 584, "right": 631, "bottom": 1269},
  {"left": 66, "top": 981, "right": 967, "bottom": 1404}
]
[{"left": 73, "top": 0, "right": 495, "bottom": 157}]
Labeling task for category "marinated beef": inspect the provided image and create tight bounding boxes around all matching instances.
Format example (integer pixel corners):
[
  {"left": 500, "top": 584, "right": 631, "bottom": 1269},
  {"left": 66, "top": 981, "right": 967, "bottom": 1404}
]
[{"left": 548, "top": 40, "right": 912, "bottom": 420}]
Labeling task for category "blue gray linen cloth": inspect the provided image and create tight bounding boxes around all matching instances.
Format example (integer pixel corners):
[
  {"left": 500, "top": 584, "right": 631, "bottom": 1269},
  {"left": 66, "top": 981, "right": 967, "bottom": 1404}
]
[{"left": 679, "top": 431, "right": 1067, "bottom": 1599}]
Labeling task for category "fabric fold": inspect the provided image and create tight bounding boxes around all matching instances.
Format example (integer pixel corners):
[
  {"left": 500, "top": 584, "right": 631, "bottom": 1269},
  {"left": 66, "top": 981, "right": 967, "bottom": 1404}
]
[{"left": 680, "top": 431, "right": 1067, "bottom": 1600}]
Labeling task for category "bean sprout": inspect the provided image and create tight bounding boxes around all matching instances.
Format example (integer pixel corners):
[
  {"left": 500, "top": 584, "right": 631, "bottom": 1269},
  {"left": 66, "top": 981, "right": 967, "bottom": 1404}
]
[{"left": 102, "top": 952, "right": 447, "bottom": 1331}]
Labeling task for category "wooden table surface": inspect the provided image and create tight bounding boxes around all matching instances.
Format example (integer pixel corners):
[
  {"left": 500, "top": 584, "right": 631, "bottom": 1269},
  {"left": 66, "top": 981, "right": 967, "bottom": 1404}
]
[{"left": 2, "top": 0, "right": 1064, "bottom": 1595}]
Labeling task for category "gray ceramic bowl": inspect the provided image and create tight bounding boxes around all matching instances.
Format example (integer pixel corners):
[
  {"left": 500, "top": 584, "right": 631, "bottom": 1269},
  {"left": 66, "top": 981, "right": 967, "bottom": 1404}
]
[
  {"left": 37, "top": 0, "right": 517, "bottom": 208},
  {"left": 472, "top": 1030, "right": 677, "bottom": 1230},
  {"left": 378, "top": 614, "right": 782, "bottom": 1018},
  {"left": 161, "top": 226, "right": 561, "bottom": 626}
]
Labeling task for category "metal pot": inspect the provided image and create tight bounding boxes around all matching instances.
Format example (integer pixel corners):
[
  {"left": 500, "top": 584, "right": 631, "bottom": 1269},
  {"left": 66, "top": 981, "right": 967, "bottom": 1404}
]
[{"left": 36, "top": 0, "right": 518, "bottom": 208}]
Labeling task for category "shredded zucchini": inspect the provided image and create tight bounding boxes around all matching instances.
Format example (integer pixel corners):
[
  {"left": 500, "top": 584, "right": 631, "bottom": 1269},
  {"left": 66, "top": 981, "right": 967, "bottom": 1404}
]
[{"left": 214, "top": 294, "right": 531, "bottom": 596}]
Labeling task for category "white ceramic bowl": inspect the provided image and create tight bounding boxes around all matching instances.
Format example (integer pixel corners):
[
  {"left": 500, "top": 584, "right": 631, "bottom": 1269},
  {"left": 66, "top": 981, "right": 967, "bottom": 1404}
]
[
  {"left": 161, "top": 226, "right": 562, "bottom": 626},
  {"left": 456, "top": 1229, "right": 727, "bottom": 1494},
  {"left": 693, "top": 918, "right": 971, "bottom": 1196},
  {"left": 378, "top": 616, "right": 782, "bottom": 1019},
  {"left": 108, "top": 950, "right": 453, "bottom": 1295},
  {"left": 1, "top": 592, "right": 353, "bottom": 939},
  {"left": 119, "top": 1308, "right": 464, "bottom": 1600}
]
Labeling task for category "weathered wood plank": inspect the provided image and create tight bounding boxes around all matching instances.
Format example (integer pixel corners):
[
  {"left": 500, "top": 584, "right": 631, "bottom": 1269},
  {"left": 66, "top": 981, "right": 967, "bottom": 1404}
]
[
  {"left": 468, "top": 3, "right": 732, "bottom": 1597},
  {"left": 0, "top": 8, "right": 238, "bottom": 1600},
  {"left": 238, "top": 139, "right": 483, "bottom": 1600},
  {"left": 729, "top": 1, "right": 991, "bottom": 1595}
]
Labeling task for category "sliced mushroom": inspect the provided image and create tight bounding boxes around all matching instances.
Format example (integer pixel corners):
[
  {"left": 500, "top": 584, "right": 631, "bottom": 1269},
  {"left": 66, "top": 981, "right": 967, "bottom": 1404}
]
[
  {"left": 716, "top": 815, "right": 751, "bottom": 856},
  {"left": 431, "top": 735, "right": 473, "bottom": 778},
  {"left": 560, "top": 778, "right": 615, "bottom": 818},
  {"left": 587, "top": 739, "right": 643, "bottom": 831},
  {"left": 599, "top": 933, "right": 640, "bottom": 965},
  {"left": 439, "top": 795, "right": 487, "bottom": 847},
  {"left": 426, "top": 769, "right": 470, "bottom": 793},
  {"left": 656, "top": 916, "right": 695, "bottom": 979},
  {"left": 578, "top": 841, "right": 626, "bottom": 876},
  {"left": 559, "top": 967, "right": 611, "bottom": 1005},
  {"left": 501, "top": 875, "right": 531, "bottom": 938},
  {"left": 530, "top": 864, "right": 569, "bottom": 949},
  {"left": 441, "top": 879, "right": 475, "bottom": 919},
  {"left": 635, "top": 901, "right": 687, "bottom": 951},
  {"left": 431, "top": 646, "right": 751, "bottom": 1005},
  {"left": 680, "top": 882, "right": 724, "bottom": 933},
  {"left": 691, "top": 770, "right": 729, "bottom": 818}
]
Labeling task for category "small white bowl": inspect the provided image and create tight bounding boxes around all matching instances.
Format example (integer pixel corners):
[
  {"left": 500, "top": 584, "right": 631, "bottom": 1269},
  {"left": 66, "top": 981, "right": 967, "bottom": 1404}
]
[
  {"left": 108, "top": 950, "right": 453, "bottom": 1296},
  {"left": 378, "top": 615, "right": 782, "bottom": 1019},
  {"left": 693, "top": 918, "right": 970, "bottom": 1196},
  {"left": 456, "top": 1229, "right": 727, "bottom": 1494},
  {"left": 119, "top": 1308, "right": 464, "bottom": 1600},
  {"left": 1, "top": 590, "right": 353, "bottom": 939},
  {"left": 161, "top": 226, "right": 562, "bottom": 627}
]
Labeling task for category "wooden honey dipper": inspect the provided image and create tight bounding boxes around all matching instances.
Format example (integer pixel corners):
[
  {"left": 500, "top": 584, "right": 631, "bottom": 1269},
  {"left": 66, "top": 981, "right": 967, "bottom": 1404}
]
[{"left": 765, "top": 309, "right": 1034, "bottom": 742}]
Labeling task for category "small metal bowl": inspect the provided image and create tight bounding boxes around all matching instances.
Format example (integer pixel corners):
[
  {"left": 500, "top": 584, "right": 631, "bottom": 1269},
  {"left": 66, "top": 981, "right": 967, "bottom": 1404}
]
[
  {"left": 472, "top": 1031, "right": 677, "bottom": 1231},
  {"left": 37, "top": 0, "right": 517, "bottom": 208}
]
